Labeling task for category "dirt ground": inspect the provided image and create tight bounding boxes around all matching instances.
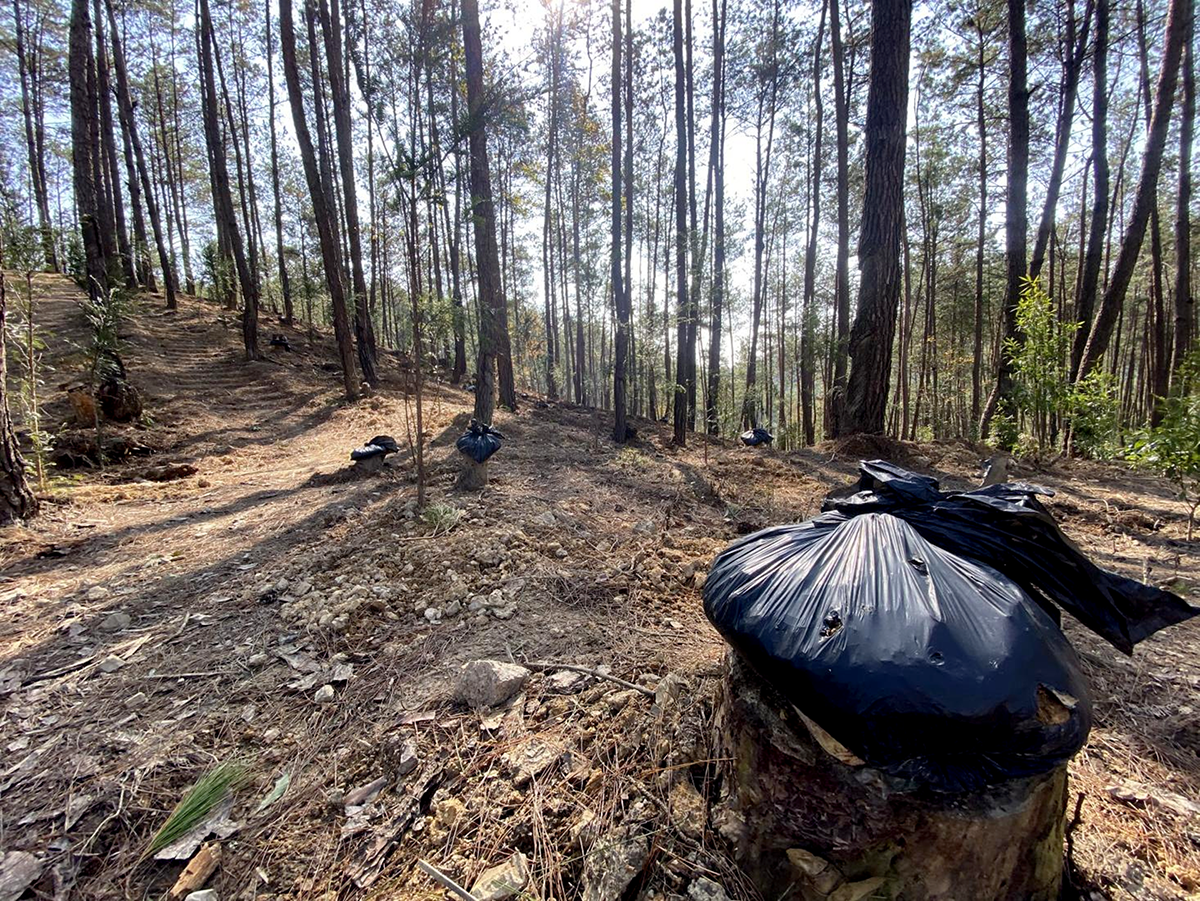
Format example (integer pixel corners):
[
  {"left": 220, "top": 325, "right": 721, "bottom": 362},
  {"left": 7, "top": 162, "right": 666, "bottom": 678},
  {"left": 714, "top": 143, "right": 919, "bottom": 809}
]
[{"left": 1, "top": 275, "right": 1198, "bottom": 900}]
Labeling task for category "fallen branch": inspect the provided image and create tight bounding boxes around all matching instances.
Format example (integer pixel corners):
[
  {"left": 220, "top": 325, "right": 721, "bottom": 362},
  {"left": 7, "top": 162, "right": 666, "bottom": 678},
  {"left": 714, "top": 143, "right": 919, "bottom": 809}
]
[
  {"left": 416, "top": 860, "right": 479, "bottom": 901},
  {"left": 508, "top": 649, "right": 654, "bottom": 698}
]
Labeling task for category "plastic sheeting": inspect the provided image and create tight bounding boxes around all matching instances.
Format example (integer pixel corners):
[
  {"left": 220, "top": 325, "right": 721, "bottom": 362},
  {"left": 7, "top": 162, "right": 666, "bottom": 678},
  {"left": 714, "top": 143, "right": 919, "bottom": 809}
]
[{"left": 822, "top": 461, "right": 1198, "bottom": 653}]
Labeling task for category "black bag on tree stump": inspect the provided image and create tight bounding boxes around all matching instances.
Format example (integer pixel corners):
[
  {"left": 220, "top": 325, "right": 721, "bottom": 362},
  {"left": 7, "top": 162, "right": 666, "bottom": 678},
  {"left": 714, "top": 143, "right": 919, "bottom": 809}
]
[
  {"left": 455, "top": 420, "right": 503, "bottom": 490},
  {"left": 715, "top": 652, "right": 1069, "bottom": 901}
]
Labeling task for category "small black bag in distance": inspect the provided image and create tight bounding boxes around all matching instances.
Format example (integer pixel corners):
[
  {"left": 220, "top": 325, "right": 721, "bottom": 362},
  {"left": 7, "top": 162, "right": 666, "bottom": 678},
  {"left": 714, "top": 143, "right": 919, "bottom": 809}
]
[
  {"left": 455, "top": 420, "right": 505, "bottom": 464},
  {"left": 704, "top": 512, "right": 1093, "bottom": 792},
  {"left": 740, "top": 427, "right": 774, "bottom": 447}
]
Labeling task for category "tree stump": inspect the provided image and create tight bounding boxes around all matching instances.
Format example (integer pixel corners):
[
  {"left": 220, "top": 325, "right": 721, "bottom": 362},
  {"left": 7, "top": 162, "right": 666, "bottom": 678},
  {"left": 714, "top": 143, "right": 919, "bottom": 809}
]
[
  {"left": 714, "top": 652, "right": 1069, "bottom": 901},
  {"left": 455, "top": 456, "right": 488, "bottom": 490}
]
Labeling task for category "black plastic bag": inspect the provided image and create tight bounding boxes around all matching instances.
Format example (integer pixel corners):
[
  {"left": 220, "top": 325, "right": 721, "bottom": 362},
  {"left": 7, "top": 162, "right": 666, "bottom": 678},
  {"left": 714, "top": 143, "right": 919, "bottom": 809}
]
[
  {"left": 704, "top": 511, "right": 1093, "bottom": 791},
  {"left": 740, "top": 427, "right": 774, "bottom": 447},
  {"left": 823, "top": 461, "right": 1198, "bottom": 653},
  {"left": 456, "top": 420, "right": 505, "bottom": 464},
  {"left": 350, "top": 434, "right": 399, "bottom": 461}
]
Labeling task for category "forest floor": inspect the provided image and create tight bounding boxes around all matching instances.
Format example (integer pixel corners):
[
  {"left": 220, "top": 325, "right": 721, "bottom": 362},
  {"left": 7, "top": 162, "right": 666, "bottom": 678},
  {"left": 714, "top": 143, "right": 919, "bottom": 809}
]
[{"left": 0, "top": 273, "right": 1198, "bottom": 901}]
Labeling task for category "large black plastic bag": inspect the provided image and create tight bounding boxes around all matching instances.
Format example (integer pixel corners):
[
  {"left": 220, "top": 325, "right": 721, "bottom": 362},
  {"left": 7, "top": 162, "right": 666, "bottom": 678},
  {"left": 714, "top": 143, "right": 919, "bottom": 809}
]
[
  {"left": 824, "top": 461, "right": 1198, "bottom": 653},
  {"left": 704, "top": 511, "right": 1093, "bottom": 791},
  {"left": 740, "top": 427, "right": 774, "bottom": 447},
  {"left": 455, "top": 420, "right": 504, "bottom": 464}
]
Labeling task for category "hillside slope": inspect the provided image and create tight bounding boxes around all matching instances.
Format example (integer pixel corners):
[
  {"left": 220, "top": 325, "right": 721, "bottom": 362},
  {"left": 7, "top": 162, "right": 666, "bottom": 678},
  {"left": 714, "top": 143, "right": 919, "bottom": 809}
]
[{"left": 1, "top": 276, "right": 1198, "bottom": 900}]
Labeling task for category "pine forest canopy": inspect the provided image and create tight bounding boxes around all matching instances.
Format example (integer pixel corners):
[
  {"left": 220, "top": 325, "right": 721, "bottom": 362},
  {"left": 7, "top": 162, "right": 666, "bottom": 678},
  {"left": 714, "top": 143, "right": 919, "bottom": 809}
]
[{"left": 1, "top": 0, "right": 1197, "bottom": 452}]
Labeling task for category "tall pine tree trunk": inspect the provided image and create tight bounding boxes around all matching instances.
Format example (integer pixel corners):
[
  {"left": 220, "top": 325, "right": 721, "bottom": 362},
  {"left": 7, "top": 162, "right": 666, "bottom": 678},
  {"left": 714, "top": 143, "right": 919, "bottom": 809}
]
[
  {"left": 282, "top": 0, "right": 358, "bottom": 392},
  {"left": 1172, "top": 0, "right": 1195, "bottom": 376},
  {"left": 463, "top": 0, "right": 506, "bottom": 430},
  {"left": 105, "top": 0, "right": 177, "bottom": 310},
  {"left": 1078, "top": 0, "right": 1188, "bottom": 377},
  {"left": 979, "top": 0, "right": 1029, "bottom": 442},
  {"left": 842, "top": 0, "right": 912, "bottom": 435},
  {"left": 671, "top": 0, "right": 690, "bottom": 446},
  {"left": 266, "top": 0, "right": 293, "bottom": 324}
]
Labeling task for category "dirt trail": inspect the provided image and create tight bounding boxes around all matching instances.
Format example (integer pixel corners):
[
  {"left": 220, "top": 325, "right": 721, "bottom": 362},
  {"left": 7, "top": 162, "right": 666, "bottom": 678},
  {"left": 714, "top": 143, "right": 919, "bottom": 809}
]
[{"left": 1, "top": 276, "right": 1198, "bottom": 900}]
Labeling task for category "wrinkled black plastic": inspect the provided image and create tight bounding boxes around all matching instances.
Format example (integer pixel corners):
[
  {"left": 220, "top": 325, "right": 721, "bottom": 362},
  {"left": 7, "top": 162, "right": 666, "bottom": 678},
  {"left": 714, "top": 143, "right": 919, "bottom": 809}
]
[
  {"left": 350, "top": 434, "right": 399, "bottom": 461},
  {"left": 705, "top": 512, "right": 1093, "bottom": 791},
  {"left": 822, "top": 461, "right": 1198, "bottom": 653},
  {"left": 740, "top": 427, "right": 774, "bottom": 447},
  {"left": 456, "top": 420, "right": 505, "bottom": 464}
]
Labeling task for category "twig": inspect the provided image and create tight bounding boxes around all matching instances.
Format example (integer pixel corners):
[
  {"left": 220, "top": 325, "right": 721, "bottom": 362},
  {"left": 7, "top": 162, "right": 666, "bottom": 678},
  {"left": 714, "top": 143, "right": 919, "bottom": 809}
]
[
  {"left": 416, "top": 859, "right": 479, "bottom": 901},
  {"left": 148, "top": 670, "right": 231, "bottom": 680},
  {"left": 507, "top": 647, "right": 654, "bottom": 698},
  {"left": 24, "top": 655, "right": 96, "bottom": 684}
]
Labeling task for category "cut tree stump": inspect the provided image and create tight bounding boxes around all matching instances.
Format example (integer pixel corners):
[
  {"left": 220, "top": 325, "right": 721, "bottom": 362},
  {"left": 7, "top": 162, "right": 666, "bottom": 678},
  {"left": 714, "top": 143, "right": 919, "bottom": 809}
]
[
  {"left": 714, "top": 652, "right": 1069, "bottom": 901},
  {"left": 455, "top": 456, "right": 488, "bottom": 490}
]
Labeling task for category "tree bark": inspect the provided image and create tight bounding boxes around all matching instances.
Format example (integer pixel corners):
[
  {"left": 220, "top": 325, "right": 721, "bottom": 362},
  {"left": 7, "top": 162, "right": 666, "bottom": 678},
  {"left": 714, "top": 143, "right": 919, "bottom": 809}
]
[
  {"left": 671, "top": 0, "right": 690, "bottom": 446},
  {"left": 612, "top": 0, "right": 629, "bottom": 443},
  {"left": 280, "top": 0, "right": 357, "bottom": 394},
  {"left": 0, "top": 259, "right": 38, "bottom": 523},
  {"left": 68, "top": 0, "right": 108, "bottom": 302},
  {"left": 826, "top": 0, "right": 851, "bottom": 437},
  {"left": 265, "top": 0, "right": 293, "bottom": 325},
  {"left": 706, "top": 0, "right": 727, "bottom": 436},
  {"left": 105, "top": 0, "right": 177, "bottom": 310},
  {"left": 979, "top": 0, "right": 1029, "bottom": 443},
  {"left": 317, "top": 0, "right": 378, "bottom": 386},
  {"left": 1070, "top": 0, "right": 1110, "bottom": 382},
  {"left": 198, "top": 0, "right": 258, "bottom": 359},
  {"left": 463, "top": 0, "right": 505, "bottom": 433},
  {"left": 1172, "top": 0, "right": 1196, "bottom": 376},
  {"left": 801, "top": 0, "right": 827, "bottom": 447},
  {"left": 843, "top": 0, "right": 912, "bottom": 436},
  {"left": 13, "top": 0, "right": 58, "bottom": 271},
  {"left": 1078, "top": 0, "right": 1189, "bottom": 378}
]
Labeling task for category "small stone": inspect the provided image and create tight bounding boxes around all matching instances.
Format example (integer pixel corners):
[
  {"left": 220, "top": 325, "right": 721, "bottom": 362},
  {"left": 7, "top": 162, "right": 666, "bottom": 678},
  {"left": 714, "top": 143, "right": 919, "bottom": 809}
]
[
  {"left": 443, "top": 600, "right": 462, "bottom": 618},
  {"left": 86, "top": 585, "right": 110, "bottom": 601},
  {"left": 456, "top": 660, "right": 531, "bottom": 709},
  {"left": 424, "top": 607, "right": 441, "bottom": 623},
  {"left": 184, "top": 891, "right": 219, "bottom": 901},
  {"left": 402, "top": 563, "right": 414, "bottom": 575},
  {"left": 248, "top": 652, "right": 269, "bottom": 667},
  {"left": 100, "top": 611, "right": 131, "bottom": 630},
  {"left": 433, "top": 798, "right": 465, "bottom": 830},
  {"left": 548, "top": 670, "right": 586, "bottom": 692},
  {"left": 668, "top": 781, "right": 706, "bottom": 841},
  {"left": 581, "top": 830, "right": 651, "bottom": 901},
  {"left": 468, "top": 597, "right": 487, "bottom": 614},
  {"left": 125, "top": 691, "right": 147, "bottom": 709},
  {"left": 471, "top": 851, "right": 530, "bottom": 901},
  {"left": 98, "top": 654, "right": 125, "bottom": 673},
  {"left": 533, "top": 511, "right": 557, "bottom": 528},
  {"left": 314, "top": 684, "right": 335, "bottom": 704},
  {"left": 687, "top": 877, "right": 731, "bottom": 901},
  {"left": 555, "top": 548, "right": 569, "bottom": 559},
  {"left": 396, "top": 740, "right": 419, "bottom": 777},
  {"left": 491, "top": 604, "right": 517, "bottom": 621}
]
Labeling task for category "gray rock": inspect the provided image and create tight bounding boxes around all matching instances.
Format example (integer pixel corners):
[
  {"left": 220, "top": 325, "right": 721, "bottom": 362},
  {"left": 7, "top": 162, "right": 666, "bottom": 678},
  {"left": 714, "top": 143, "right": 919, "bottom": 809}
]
[
  {"left": 581, "top": 831, "right": 651, "bottom": 901},
  {"left": 456, "top": 660, "right": 530, "bottom": 709},
  {"left": 184, "top": 891, "right": 219, "bottom": 901},
  {"left": 100, "top": 611, "right": 131, "bottom": 630},
  {"left": 86, "top": 585, "right": 110, "bottom": 601},
  {"left": 443, "top": 600, "right": 462, "bottom": 618},
  {"left": 424, "top": 607, "right": 441, "bottom": 623},
  {"left": 98, "top": 654, "right": 125, "bottom": 674},
  {"left": 314, "top": 684, "right": 335, "bottom": 704},
  {"left": 471, "top": 851, "right": 530, "bottom": 901},
  {"left": 125, "top": 691, "right": 147, "bottom": 709},
  {"left": 687, "top": 878, "right": 731, "bottom": 901}
]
